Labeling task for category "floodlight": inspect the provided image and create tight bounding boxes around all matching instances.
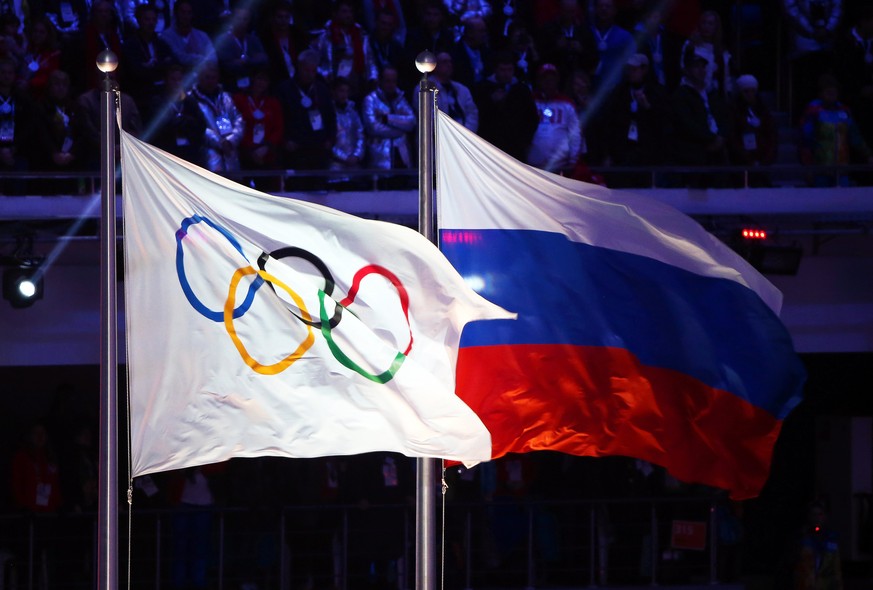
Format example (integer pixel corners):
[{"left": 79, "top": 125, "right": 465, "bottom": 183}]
[{"left": 3, "top": 266, "right": 44, "bottom": 308}]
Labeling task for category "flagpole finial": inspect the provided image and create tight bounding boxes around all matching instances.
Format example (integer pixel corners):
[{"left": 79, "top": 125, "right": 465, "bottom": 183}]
[
  {"left": 415, "top": 51, "right": 437, "bottom": 77},
  {"left": 96, "top": 50, "right": 118, "bottom": 75}
]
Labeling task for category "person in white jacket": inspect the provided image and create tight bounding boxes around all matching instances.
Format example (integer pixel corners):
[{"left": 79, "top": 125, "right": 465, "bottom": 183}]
[
  {"left": 362, "top": 65, "right": 415, "bottom": 169},
  {"left": 526, "top": 62, "right": 580, "bottom": 174}
]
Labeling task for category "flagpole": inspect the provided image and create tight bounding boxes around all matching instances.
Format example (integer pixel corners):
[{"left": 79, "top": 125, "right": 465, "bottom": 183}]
[
  {"left": 96, "top": 49, "right": 119, "bottom": 590},
  {"left": 415, "top": 50, "right": 438, "bottom": 590}
]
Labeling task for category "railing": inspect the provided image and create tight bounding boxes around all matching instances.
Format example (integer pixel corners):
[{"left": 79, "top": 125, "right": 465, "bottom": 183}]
[
  {"left": 0, "top": 495, "right": 734, "bottom": 590},
  {"left": 1, "top": 163, "right": 873, "bottom": 197}
]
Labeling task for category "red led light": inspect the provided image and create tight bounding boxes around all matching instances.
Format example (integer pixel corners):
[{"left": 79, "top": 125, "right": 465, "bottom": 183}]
[{"left": 741, "top": 229, "right": 767, "bottom": 240}]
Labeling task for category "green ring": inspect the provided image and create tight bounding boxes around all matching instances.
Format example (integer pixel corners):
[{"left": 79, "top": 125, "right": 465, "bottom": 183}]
[{"left": 318, "top": 290, "right": 406, "bottom": 384}]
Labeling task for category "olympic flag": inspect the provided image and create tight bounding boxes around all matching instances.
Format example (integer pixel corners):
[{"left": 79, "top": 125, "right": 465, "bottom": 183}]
[
  {"left": 435, "top": 112, "right": 806, "bottom": 499},
  {"left": 120, "top": 129, "right": 512, "bottom": 478}
]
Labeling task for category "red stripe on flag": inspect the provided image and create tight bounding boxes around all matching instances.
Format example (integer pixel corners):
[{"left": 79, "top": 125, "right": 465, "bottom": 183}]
[{"left": 456, "top": 344, "right": 783, "bottom": 499}]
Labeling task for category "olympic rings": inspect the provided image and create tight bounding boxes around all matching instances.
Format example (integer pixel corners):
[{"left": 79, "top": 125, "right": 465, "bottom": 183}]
[
  {"left": 175, "top": 215, "right": 414, "bottom": 383},
  {"left": 224, "top": 266, "right": 315, "bottom": 375},
  {"left": 176, "top": 214, "right": 264, "bottom": 322},
  {"left": 339, "top": 264, "right": 413, "bottom": 356},
  {"left": 257, "top": 247, "right": 342, "bottom": 329},
  {"left": 318, "top": 290, "right": 406, "bottom": 383}
]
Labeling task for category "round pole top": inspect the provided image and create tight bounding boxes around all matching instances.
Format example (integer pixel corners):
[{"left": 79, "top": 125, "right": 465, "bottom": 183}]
[
  {"left": 415, "top": 51, "right": 437, "bottom": 74},
  {"left": 96, "top": 50, "right": 119, "bottom": 73}
]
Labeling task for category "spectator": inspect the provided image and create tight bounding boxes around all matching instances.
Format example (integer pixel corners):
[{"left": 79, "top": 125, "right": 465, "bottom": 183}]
[
  {"left": 589, "top": 0, "right": 635, "bottom": 92},
  {"left": 11, "top": 421, "right": 63, "bottom": 510},
  {"left": 728, "top": 74, "right": 776, "bottom": 184},
  {"left": 168, "top": 466, "right": 225, "bottom": 590},
  {"left": 232, "top": 69, "right": 284, "bottom": 188},
  {"left": 799, "top": 74, "right": 873, "bottom": 186},
  {"left": 0, "top": 57, "right": 31, "bottom": 195},
  {"left": 536, "top": 0, "right": 598, "bottom": 82},
  {"left": 0, "top": 13, "right": 25, "bottom": 67},
  {"left": 82, "top": 0, "right": 123, "bottom": 90},
  {"left": 258, "top": 0, "right": 304, "bottom": 85},
  {"left": 32, "top": 70, "right": 82, "bottom": 193},
  {"left": 527, "top": 62, "right": 581, "bottom": 175},
  {"left": 504, "top": 20, "right": 538, "bottom": 84},
  {"left": 783, "top": 0, "right": 842, "bottom": 121},
  {"left": 276, "top": 48, "right": 336, "bottom": 171},
  {"left": 120, "top": 0, "right": 174, "bottom": 34},
  {"left": 189, "top": 61, "right": 244, "bottom": 173},
  {"left": 404, "top": 0, "right": 454, "bottom": 58},
  {"left": 75, "top": 72, "right": 142, "bottom": 169},
  {"left": 346, "top": 453, "right": 413, "bottom": 590},
  {"left": 473, "top": 50, "right": 537, "bottom": 161},
  {"left": 11, "top": 423, "right": 63, "bottom": 589},
  {"left": 160, "top": 0, "right": 216, "bottom": 70},
  {"left": 19, "top": 17, "right": 62, "bottom": 101},
  {"left": 330, "top": 76, "right": 366, "bottom": 177},
  {"left": 670, "top": 47, "right": 730, "bottom": 187},
  {"left": 449, "top": 15, "right": 490, "bottom": 88},
  {"left": 121, "top": 3, "right": 176, "bottom": 107},
  {"left": 444, "top": 0, "right": 492, "bottom": 27},
  {"left": 488, "top": 0, "right": 533, "bottom": 47},
  {"left": 679, "top": 10, "right": 733, "bottom": 99},
  {"left": 368, "top": 10, "right": 405, "bottom": 76},
  {"left": 402, "top": 0, "right": 454, "bottom": 88},
  {"left": 601, "top": 53, "right": 669, "bottom": 187},
  {"left": 215, "top": 7, "right": 268, "bottom": 94},
  {"left": 430, "top": 51, "right": 478, "bottom": 132},
  {"left": 362, "top": 0, "right": 407, "bottom": 46},
  {"left": 362, "top": 64, "right": 415, "bottom": 170},
  {"left": 566, "top": 67, "right": 593, "bottom": 159},
  {"left": 187, "top": 0, "right": 231, "bottom": 37},
  {"left": 833, "top": 7, "right": 873, "bottom": 146},
  {"left": 144, "top": 63, "right": 206, "bottom": 163},
  {"left": 793, "top": 501, "right": 843, "bottom": 590},
  {"left": 634, "top": 4, "right": 682, "bottom": 90},
  {"left": 315, "top": 0, "right": 378, "bottom": 101},
  {"left": 42, "top": 0, "right": 90, "bottom": 44}
]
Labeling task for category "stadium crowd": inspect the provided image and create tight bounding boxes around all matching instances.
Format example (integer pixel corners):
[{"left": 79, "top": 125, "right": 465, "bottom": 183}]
[{"left": 0, "top": 0, "right": 870, "bottom": 192}]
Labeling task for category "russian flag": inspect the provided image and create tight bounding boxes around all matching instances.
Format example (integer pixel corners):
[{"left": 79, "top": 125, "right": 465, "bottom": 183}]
[{"left": 436, "top": 112, "right": 806, "bottom": 499}]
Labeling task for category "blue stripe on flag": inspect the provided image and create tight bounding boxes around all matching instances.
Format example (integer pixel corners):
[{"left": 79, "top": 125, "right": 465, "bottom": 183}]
[{"left": 440, "top": 228, "right": 804, "bottom": 420}]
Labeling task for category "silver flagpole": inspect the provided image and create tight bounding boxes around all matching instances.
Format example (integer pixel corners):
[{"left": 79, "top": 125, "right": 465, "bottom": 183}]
[
  {"left": 96, "top": 49, "right": 119, "bottom": 590},
  {"left": 414, "top": 50, "right": 438, "bottom": 590}
]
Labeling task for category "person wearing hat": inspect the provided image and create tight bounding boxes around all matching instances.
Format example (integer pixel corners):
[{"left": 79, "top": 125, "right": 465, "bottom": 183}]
[
  {"left": 669, "top": 45, "right": 730, "bottom": 187},
  {"left": 597, "top": 52, "right": 668, "bottom": 187},
  {"left": 526, "top": 62, "right": 581, "bottom": 175},
  {"left": 728, "top": 74, "right": 776, "bottom": 186},
  {"left": 678, "top": 10, "right": 733, "bottom": 99}
]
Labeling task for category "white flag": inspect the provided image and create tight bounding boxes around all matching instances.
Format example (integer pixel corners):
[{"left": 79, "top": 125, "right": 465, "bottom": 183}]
[{"left": 121, "top": 130, "right": 511, "bottom": 478}]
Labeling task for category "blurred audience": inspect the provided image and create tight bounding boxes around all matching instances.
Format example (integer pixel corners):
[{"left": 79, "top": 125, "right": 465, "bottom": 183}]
[{"left": 0, "top": 0, "right": 866, "bottom": 193}]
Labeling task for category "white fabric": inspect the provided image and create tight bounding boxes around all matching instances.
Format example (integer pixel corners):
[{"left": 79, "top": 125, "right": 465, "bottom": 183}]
[
  {"left": 121, "top": 130, "right": 511, "bottom": 477},
  {"left": 435, "top": 111, "right": 783, "bottom": 314}
]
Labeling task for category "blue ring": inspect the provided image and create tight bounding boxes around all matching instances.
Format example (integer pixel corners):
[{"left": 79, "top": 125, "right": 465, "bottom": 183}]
[{"left": 175, "top": 214, "right": 263, "bottom": 322}]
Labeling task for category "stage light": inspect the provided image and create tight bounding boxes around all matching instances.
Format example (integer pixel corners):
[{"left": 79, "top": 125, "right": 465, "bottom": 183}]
[
  {"left": 741, "top": 228, "right": 768, "bottom": 240},
  {"left": 3, "top": 266, "right": 44, "bottom": 308}
]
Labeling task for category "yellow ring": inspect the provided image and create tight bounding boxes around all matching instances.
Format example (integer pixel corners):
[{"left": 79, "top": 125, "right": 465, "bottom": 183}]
[{"left": 224, "top": 266, "right": 315, "bottom": 375}]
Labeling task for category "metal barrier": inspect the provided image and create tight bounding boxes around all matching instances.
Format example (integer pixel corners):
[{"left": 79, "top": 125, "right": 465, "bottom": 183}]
[
  {"left": 0, "top": 163, "right": 871, "bottom": 196},
  {"left": 0, "top": 495, "right": 730, "bottom": 590}
]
